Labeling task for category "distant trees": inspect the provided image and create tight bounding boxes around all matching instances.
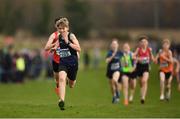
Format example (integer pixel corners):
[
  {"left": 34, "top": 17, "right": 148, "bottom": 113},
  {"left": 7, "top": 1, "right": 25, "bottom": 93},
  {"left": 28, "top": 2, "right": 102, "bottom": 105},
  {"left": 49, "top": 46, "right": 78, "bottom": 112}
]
[
  {"left": 34, "top": 0, "right": 52, "bottom": 35},
  {"left": 64, "top": 0, "right": 91, "bottom": 38},
  {"left": 0, "top": 0, "right": 180, "bottom": 37},
  {"left": 0, "top": 0, "right": 52, "bottom": 36},
  {"left": 0, "top": 0, "right": 23, "bottom": 35}
]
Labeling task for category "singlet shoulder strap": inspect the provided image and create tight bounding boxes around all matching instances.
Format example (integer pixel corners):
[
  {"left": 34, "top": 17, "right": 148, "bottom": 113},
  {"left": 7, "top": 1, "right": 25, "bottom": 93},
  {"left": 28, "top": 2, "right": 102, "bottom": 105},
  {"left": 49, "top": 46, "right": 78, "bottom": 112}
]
[{"left": 68, "top": 32, "right": 73, "bottom": 42}]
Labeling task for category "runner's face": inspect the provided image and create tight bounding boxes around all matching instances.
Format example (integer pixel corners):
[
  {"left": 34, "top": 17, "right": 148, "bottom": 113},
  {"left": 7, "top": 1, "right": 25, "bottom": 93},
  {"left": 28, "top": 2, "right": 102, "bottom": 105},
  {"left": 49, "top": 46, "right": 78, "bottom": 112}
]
[
  {"left": 111, "top": 41, "right": 118, "bottom": 51},
  {"left": 57, "top": 25, "right": 68, "bottom": 34},
  {"left": 123, "top": 44, "right": 130, "bottom": 53},
  {"left": 163, "top": 42, "right": 170, "bottom": 50},
  {"left": 141, "top": 39, "right": 148, "bottom": 48}
]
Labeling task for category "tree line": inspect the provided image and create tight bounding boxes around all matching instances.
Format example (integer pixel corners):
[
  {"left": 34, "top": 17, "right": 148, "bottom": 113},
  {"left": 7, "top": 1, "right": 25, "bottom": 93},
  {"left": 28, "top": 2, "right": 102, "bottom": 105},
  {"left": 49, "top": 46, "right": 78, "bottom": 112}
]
[{"left": 0, "top": 0, "right": 180, "bottom": 38}]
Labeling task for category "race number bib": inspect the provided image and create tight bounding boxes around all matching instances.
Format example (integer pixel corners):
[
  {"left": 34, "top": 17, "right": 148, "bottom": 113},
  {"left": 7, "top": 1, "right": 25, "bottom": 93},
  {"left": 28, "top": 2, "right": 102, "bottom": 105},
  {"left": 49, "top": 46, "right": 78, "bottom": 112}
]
[
  {"left": 140, "top": 57, "right": 149, "bottom": 64},
  {"left": 160, "top": 62, "right": 169, "bottom": 68},
  {"left": 56, "top": 48, "right": 71, "bottom": 58},
  {"left": 111, "top": 63, "right": 120, "bottom": 70}
]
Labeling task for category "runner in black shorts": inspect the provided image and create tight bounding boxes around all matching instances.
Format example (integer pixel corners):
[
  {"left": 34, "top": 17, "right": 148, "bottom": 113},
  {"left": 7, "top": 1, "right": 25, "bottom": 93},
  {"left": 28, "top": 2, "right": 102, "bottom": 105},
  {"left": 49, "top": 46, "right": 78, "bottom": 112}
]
[
  {"left": 134, "top": 36, "right": 154, "bottom": 104},
  {"left": 44, "top": 17, "right": 81, "bottom": 110},
  {"left": 120, "top": 43, "right": 136, "bottom": 106},
  {"left": 155, "top": 39, "right": 173, "bottom": 101},
  {"left": 135, "top": 63, "right": 149, "bottom": 77},
  {"left": 106, "top": 39, "right": 122, "bottom": 104}
]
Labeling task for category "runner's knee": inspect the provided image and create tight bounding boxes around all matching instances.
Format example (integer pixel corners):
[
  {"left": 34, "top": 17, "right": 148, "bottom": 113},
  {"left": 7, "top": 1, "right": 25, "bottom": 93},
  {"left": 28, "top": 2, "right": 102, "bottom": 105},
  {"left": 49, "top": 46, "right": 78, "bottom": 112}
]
[{"left": 59, "top": 76, "right": 66, "bottom": 82}]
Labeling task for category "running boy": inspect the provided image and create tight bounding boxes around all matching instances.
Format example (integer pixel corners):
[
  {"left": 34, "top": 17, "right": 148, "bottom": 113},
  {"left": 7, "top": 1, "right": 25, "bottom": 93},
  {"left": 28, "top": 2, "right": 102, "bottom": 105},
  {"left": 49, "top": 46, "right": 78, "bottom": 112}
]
[
  {"left": 44, "top": 17, "right": 81, "bottom": 110},
  {"left": 106, "top": 39, "right": 122, "bottom": 103},
  {"left": 134, "top": 35, "right": 154, "bottom": 104},
  {"left": 120, "top": 43, "right": 137, "bottom": 106},
  {"left": 155, "top": 39, "right": 173, "bottom": 101}
]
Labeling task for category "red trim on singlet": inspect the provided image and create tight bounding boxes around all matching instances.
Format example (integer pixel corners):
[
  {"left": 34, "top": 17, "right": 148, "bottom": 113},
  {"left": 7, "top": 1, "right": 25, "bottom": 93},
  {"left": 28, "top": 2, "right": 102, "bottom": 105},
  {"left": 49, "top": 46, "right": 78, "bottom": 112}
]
[{"left": 52, "top": 31, "right": 60, "bottom": 63}]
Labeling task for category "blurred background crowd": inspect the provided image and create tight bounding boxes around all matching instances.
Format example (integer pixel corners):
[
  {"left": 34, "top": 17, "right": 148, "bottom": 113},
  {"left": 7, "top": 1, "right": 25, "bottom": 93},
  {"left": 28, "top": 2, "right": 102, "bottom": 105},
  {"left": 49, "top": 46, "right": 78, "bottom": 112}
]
[{"left": 0, "top": 36, "right": 180, "bottom": 84}]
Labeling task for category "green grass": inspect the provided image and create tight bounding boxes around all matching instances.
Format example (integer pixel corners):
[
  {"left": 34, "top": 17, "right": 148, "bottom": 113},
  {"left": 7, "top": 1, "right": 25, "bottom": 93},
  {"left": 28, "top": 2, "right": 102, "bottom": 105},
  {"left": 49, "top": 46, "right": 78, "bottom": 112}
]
[{"left": 0, "top": 64, "right": 180, "bottom": 118}]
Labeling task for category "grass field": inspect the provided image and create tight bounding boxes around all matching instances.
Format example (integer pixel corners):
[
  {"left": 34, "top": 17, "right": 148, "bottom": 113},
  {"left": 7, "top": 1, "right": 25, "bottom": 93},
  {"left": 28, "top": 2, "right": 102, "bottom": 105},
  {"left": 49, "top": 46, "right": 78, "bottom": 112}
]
[{"left": 0, "top": 63, "right": 180, "bottom": 118}]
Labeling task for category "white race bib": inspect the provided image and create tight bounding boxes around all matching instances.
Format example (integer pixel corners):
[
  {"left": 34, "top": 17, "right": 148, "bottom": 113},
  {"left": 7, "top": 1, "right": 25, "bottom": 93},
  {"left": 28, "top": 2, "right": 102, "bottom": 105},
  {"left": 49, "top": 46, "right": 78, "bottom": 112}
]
[
  {"left": 160, "top": 62, "right": 168, "bottom": 68},
  {"left": 140, "top": 57, "right": 149, "bottom": 64},
  {"left": 111, "top": 63, "right": 120, "bottom": 70},
  {"left": 56, "top": 48, "right": 71, "bottom": 58}
]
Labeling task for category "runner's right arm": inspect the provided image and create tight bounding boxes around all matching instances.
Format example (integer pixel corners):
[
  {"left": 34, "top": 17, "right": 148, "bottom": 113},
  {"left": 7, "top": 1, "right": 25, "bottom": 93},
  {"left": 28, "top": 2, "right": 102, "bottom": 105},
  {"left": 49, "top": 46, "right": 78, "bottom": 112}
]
[
  {"left": 161, "top": 50, "right": 173, "bottom": 63},
  {"left": 154, "top": 53, "right": 159, "bottom": 64},
  {"left": 44, "top": 33, "right": 58, "bottom": 52},
  {"left": 106, "top": 51, "right": 116, "bottom": 63}
]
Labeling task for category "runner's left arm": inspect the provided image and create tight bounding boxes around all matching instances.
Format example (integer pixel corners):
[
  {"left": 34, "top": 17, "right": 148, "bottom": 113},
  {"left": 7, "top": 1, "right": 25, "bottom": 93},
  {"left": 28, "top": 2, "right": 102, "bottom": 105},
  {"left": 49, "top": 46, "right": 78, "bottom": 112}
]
[{"left": 69, "top": 34, "right": 81, "bottom": 52}]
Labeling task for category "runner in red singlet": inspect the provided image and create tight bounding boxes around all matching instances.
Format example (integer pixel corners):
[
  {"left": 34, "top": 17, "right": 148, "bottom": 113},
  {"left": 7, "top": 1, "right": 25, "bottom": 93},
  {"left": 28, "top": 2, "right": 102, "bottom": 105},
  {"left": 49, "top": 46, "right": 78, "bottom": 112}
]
[{"left": 134, "top": 35, "right": 155, "bottom": 104}]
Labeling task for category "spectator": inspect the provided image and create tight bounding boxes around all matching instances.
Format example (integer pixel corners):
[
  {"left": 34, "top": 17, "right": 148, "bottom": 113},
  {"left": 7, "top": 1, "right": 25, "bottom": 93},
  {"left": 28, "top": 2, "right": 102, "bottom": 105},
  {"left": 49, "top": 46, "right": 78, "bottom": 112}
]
[
  {"left": 15, "top": 53, "right": 26, "bottom": 83},
  {"left": 42, "top": 50, "right": 53, "bottom": 78},
  {"left": 92, "top": 47, "right": 101, "bottom": 69},
  {"left": 1, "top": 45, "right": 13, "bottom": 83},
  {"left": 0, "top": 49, "right": 4, "bottom": 82},
  {"left": 83, "top": 50, "right": 90, "bottom": 70},
  {"left": 29, "top": 49, "right": 43, "bottom": 79}
]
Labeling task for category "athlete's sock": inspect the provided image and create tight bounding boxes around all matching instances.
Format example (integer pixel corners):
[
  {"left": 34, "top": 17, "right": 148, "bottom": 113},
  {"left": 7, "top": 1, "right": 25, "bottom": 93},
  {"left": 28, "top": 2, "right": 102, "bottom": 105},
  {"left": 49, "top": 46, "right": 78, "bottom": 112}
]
[
  {"left": 140, "top": 96, "right": 145, "bottom": 104},
  {"left": 129, "top": 95, "right": 134, "bottom": 102},
  {"left": 55, "top": 87, "right": 60, "bottom": 96},
  {"left": 112, "top": 96, "right": 118, "bottom": 104},
  {"left": 116, "top": 90, "right": 120, "bottom": 99},
  {"left": 55, "top": 81, "right": 59, "bottom": 96},
  {"left": 160, "top": 94, "right": 164, "bottom": 100},
  {"left": 141, "top": 96, "right": 145, "bottom": 101},
  {"left": 124, "top": 99, "right": 129, "bottom": 106}
]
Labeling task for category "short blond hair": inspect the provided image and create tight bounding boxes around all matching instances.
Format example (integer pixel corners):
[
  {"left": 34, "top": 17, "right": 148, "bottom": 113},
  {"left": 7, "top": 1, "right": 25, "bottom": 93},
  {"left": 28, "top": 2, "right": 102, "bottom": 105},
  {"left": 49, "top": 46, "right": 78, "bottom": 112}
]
[
  {"left": 55, "top": 17, "right": 69, "bottom": 28},
  {"left": 162, "top": 38, "right": 170, "bottom": 45}
]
